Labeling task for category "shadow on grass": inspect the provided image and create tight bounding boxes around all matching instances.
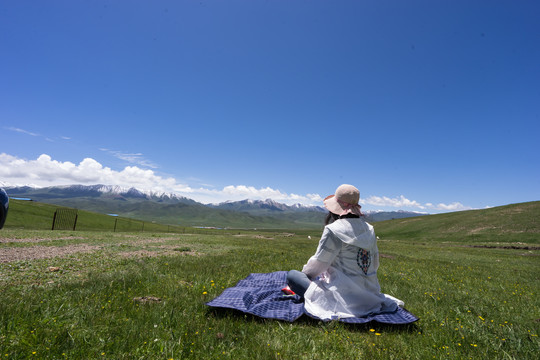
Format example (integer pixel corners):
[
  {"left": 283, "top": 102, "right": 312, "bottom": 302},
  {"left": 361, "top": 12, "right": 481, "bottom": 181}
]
[
  {"left": 205, "top": 306, "right": 420, "bottom": 334},
  {"left": 340, "top": 320, "right": 421, "bottom": 334}
]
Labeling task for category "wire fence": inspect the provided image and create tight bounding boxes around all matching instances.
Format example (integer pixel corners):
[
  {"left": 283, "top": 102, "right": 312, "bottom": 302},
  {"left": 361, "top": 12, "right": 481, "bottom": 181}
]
[
  {"left": 65, "top": 212, "right": 269, "bottom": 236},
  {"left": 6, "top": 200, "right": 316, "bottom": 237},
  {"left": 51, "top": 208, "right": 78, "bottom": 230}
]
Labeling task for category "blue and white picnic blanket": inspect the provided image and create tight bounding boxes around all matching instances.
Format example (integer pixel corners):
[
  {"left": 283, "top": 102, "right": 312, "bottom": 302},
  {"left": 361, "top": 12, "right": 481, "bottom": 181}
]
[{"left": 206, "top": 271, "right": 418, "bottom": 324}]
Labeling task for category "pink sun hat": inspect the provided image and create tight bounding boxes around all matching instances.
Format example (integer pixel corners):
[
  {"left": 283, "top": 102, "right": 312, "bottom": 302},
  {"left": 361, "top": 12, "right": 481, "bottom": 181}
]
[{"left": 323, "top": 184, "right": 363, "bottom": 216}]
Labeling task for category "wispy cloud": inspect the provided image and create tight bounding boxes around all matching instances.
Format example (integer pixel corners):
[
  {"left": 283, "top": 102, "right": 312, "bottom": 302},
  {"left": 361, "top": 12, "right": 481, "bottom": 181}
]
[
  {"left": 5, "top": 127, "right": 40, "bottom": 137},
  {"left": 5, "top": 126, "right": 72, "bottom": 142},
  {"left": 100, "top": 148, "right": 158, "bottom": 169},
  {"left": 0, "top": 153, "right": 470, "bottom": 211}
]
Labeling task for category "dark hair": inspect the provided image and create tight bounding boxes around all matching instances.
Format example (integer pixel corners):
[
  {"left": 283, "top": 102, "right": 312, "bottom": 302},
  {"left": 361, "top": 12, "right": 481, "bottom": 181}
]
[{"left": 324, "top": 212, "right": 360, "bottom": 225}]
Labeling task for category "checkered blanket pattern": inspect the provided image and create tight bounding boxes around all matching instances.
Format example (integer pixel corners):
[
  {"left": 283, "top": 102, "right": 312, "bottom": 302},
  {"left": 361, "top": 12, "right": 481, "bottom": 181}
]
[
  {"left": 206, "top": 271, "right": 418, "bottom": 324},
  {"left": 206, "top": 271, "right": 305, "bottom": 322}
]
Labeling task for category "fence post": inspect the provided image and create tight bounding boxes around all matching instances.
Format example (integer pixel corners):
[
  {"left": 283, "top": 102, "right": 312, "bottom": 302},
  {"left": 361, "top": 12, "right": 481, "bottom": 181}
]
[{"left": 51, "top": 211, "right": 57, "bottom": 230}]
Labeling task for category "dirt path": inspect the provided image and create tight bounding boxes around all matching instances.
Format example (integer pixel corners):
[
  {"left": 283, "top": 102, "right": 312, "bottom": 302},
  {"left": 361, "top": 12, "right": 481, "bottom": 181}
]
[
  {"left": 0, "top": 236, "right": 201, "bottom": 262},
  {"left": 0, "top": 244, "right": 102, "bottom": 262}
]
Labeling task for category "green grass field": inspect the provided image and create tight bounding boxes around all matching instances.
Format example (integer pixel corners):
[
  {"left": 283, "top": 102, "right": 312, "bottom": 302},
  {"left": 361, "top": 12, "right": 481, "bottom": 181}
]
[
  {"left": 0, "top": 201, "right": 538, "bottom": 359},
  {"left": 3, "top": 197, "right": 325, "bottom": 231}
]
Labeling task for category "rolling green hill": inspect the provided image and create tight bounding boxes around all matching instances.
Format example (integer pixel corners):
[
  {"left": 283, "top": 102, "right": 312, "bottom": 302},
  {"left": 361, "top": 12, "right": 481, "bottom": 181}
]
[
  {"left": 5, "top": 185, "right": 423, "bottom": 228},
  {"left": 3, "top": 199, "right": 326, "bottom": 231},
  {"left": 373, "top": 200, "right": 540, "bottom": 244},
  {"left": 4, "top": 198, "right": 539, "bottom": 244},
  {"left": 39, "top": 197, "right": 327, "bottom": 229},
  {"left": 2, "top": 199, "right": 178, "bottom": 232},
  {"left": 5, "top": 185, "right": 327, "bottom": 229}
]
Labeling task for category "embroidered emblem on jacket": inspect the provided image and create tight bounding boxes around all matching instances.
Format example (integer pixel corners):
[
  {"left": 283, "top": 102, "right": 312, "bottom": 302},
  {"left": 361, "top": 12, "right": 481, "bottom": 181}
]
[{"left": 356, "top": 248, "right": 371, "bottom": 275}]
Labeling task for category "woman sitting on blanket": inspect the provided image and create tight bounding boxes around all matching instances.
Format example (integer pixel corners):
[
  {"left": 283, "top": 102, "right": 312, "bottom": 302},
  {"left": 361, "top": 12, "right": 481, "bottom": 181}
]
[{"left": 287, "top": 184, "right": 404, "bottom": 320}]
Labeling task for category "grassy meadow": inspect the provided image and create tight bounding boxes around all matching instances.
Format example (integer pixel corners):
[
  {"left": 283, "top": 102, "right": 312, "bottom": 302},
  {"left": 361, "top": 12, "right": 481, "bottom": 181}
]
[{"left": 0, "top": 201, "right": 539, "bottom": 359}]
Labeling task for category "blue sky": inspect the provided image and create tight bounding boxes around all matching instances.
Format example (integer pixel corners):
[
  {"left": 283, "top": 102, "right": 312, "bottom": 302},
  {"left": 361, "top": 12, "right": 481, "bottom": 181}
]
[{"left": 1, "top": 0, "right": 539, "bottom": 213}]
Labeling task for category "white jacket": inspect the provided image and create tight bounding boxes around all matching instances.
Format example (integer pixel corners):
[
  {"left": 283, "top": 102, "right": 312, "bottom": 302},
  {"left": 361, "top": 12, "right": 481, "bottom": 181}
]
[{"left": 302, "top": 218, "right": 403, "bottom": 320}]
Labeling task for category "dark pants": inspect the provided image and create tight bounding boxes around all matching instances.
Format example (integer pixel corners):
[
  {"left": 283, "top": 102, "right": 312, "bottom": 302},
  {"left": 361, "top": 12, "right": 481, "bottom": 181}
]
[{"left": 286, "top": 270, "right": 311, "bottom": 297}]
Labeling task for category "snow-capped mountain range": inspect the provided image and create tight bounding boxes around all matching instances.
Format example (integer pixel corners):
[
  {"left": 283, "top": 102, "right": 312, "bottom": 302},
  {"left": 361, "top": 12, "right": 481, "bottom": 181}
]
[
  {"left": 209, "top": 198, "right": 326, "bottom": 213},
  {"left": 3, "top": 184, "right": 426, "bottom": 222},
  {"left": 5, "top": 184, "right": 324, "bottom": 211},
  {"left": 59, "top": 184, "right": 191, "bottom": 201},
  {"left": 5, "top": 184, "right": 196, "bottom": 203}
]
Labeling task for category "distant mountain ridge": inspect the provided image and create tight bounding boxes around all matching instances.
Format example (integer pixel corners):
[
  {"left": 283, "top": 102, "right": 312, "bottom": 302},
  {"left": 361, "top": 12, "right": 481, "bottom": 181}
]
[
  {"left": 4, "top": 184, "right": 426, "bottom": 227},
  {"left": 209, "top": 198, "right": 327, "bottom": 214},
  {"left": 5, "top": 184, "right": 198, "bottom": 204},
  {"left": 364, "top": 209, "right": 427, "bottom": 222},
  {"left": 209, "top": 199, "right": 425, "bottom": 222}
]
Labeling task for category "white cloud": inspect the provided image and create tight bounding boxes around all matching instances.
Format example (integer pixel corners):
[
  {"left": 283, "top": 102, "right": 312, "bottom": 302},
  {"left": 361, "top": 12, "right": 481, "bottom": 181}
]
[
  {"left": 362, "top": 195, "right": 473, "bottom": 212},
  {"left": 0, "top": 153, "right": 471, "bottom": 212},
  {"left": 0, "top": 153, "right": 167, "bottom": 188},
  {"left": 426, "top": 202, "right": 472, "bottom": 211},
  {"left": 185, "top": 185, "right": 322, "bottom": 205},
  {"left": 307, "top": 193, "right": 324, "bottom": 202},
  {"left": 0, "top": 153, "right": 320, "bottom": 205},
  {"left": 221, "top": 185, "right": 286, "bottom": 199},
  {"left": 362, "top": 195, "right": 425, "bottom": 209}
]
